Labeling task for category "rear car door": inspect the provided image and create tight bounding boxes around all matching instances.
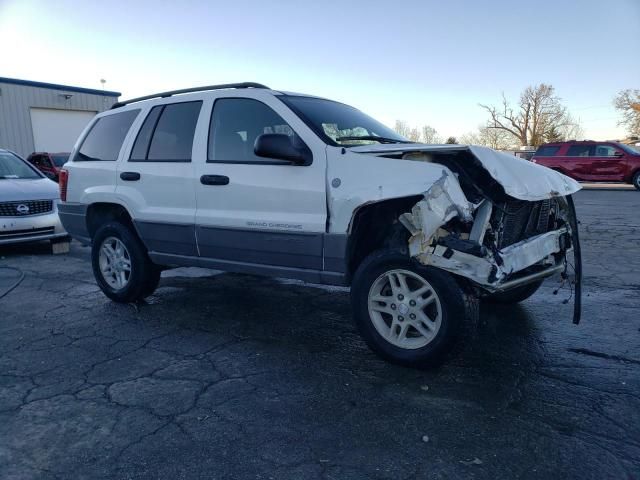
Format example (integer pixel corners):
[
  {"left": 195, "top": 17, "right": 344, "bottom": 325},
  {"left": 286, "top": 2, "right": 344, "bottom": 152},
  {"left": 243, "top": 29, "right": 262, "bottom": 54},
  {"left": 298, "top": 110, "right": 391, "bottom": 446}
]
[
  {"left": 116, "top": 100, "right": 203, "bottom": 256},
  {"left": 194, "top": 94, "right": 327, "bottom": 273},
  {"left": 565, "top": 144, "right": 595, "bottom": 181}
]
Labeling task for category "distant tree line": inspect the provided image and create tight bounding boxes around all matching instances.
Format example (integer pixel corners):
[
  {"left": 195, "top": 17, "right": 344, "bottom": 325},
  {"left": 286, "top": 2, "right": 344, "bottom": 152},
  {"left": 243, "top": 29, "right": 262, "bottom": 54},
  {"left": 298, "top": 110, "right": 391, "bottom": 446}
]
[
  {"left": 394, "top": 83, "right": 586, "bottom": 149},
  {"left": 395, "top": 83, "right": 640, "bottom": 148}
]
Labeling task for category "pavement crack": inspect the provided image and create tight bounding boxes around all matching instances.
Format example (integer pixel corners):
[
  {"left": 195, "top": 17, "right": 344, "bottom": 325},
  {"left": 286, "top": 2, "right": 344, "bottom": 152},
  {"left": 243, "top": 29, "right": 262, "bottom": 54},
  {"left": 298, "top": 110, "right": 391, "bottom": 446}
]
[{"left": 567, "top": 348, "right": 640, "bottom": 365}]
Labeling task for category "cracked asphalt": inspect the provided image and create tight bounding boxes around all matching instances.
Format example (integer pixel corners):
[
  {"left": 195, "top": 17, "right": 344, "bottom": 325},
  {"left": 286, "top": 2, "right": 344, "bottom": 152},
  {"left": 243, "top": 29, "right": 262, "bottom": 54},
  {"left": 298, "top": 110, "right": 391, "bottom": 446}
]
[{"left": 1, "top": 190, "right": 638, "bottom": 480}]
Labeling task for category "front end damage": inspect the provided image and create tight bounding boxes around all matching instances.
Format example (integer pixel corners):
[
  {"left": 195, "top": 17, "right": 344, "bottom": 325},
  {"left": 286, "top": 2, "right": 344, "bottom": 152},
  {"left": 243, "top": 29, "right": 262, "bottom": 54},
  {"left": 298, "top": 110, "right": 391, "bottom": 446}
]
[{"left": 359, "top": 145, "right": 583, "bottom": 324}]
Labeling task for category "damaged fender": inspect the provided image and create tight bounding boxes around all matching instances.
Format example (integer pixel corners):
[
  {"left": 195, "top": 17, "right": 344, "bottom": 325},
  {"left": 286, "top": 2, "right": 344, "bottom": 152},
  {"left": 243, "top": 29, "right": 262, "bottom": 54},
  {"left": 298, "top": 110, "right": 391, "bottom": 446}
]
[
  {"left": 398, "top": 170, "right": 576, "bottom": 295},
  {"left": 399, "top": 170, "right": 475, "bottom": 256}
]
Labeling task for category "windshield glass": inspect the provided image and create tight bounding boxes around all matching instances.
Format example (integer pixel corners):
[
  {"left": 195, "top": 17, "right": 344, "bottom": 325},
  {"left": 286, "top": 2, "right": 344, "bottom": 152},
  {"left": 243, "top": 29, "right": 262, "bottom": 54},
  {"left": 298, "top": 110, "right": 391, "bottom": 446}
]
[
  {"left": 0, "top": 152, "right": 41, "bottom": 179},
  {"left": 52, "top": 154, "right": 69, "bottom": 167},
  {"left": 279, "top": 95, "right": 408, "bottom": 146},
  {"left": 616, "top": 142, "right": 640, "bottom": 155}
]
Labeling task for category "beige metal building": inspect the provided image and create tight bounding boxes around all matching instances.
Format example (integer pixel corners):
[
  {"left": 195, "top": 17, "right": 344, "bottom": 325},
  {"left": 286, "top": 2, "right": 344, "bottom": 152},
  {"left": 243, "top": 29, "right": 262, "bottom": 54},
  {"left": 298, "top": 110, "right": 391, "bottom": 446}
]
[{"left": 0, "top": 77, "right": 120, "bottom": 158}]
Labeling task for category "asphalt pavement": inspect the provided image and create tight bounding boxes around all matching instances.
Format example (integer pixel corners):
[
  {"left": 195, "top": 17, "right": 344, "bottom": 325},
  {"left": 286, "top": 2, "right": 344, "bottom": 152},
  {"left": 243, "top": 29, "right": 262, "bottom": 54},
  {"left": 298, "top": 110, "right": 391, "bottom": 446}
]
[{"left": 0, "top": 190, "right": 638, "bottom": 479}]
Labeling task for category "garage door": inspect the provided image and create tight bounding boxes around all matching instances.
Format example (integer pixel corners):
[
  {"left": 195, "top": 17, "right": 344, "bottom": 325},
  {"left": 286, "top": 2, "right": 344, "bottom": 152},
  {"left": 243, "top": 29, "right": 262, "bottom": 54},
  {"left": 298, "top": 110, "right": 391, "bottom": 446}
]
[{"left": 30, "top": 108, "right": 97, "bottom": 152}]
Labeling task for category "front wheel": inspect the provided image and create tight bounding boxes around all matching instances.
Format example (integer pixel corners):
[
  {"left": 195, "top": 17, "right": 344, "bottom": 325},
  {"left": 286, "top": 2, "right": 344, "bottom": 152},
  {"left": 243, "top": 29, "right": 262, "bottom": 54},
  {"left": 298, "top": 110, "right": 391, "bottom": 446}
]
[
  {"left": 633, "top": 171, "right": 640, "bottom": 191},
  {"left": 92, "top": 221, "right": 161, "bottom": 303},
  {"left": 351, "top": 250, "right": 472, "bottom": 369}
]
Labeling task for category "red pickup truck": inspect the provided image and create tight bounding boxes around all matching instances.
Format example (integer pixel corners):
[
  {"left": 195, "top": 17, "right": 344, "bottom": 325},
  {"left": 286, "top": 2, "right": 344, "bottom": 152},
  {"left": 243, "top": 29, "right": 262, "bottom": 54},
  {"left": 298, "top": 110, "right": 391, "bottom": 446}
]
[{"left": 532, "top": 141, "right": 640, "bottom": 190}]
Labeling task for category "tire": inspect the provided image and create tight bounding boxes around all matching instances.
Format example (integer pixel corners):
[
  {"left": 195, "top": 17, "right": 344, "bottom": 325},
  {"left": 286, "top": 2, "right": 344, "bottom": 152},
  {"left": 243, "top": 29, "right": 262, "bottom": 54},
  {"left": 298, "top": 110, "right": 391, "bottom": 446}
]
[
  {"left": 351, "top": 249, "right": 471, "bottom": 369},
  {"left": 91, "top": 221, "right": 161, "bottom": 303},
  {"left": 483, "top": 280, "right": 543, "bottom": 304},
  {"left": 633, "top": 171, "right": 640, "bottom": 191}
]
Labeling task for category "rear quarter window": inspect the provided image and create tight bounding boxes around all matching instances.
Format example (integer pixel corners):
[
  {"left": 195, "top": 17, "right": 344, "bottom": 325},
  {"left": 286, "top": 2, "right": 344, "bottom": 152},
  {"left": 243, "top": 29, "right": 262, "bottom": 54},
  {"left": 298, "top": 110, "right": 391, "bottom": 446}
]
[
  {"left": 75, "top": 110, "right": 140, "bottom": 161},
  {"left": 534, "top": 146, "right": 561, "bottom": 157}
]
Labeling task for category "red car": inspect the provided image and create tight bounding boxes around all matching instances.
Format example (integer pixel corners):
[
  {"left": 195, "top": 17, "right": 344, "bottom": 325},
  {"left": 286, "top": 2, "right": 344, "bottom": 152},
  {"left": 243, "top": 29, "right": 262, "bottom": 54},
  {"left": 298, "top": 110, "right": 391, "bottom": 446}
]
[
  {"left": 26, "top": 152, "right": 70, "bottom": 181},
  {"left": 532, "top": 141, "right": 640, "bottom": 190}
]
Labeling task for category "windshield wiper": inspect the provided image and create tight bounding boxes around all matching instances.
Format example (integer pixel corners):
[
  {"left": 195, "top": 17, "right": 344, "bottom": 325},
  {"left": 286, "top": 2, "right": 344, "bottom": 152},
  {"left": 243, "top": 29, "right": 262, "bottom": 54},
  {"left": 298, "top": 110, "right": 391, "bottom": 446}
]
[{"left": 336, "top": 135, "right": 412, "bottom": 144}]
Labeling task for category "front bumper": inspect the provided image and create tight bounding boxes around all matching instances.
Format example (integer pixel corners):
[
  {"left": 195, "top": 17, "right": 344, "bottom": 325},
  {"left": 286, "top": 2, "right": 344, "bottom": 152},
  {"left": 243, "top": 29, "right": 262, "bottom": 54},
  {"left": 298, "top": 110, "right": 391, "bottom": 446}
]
[{"left": 0, "top": 202, "right": 68, "bottom": 245}]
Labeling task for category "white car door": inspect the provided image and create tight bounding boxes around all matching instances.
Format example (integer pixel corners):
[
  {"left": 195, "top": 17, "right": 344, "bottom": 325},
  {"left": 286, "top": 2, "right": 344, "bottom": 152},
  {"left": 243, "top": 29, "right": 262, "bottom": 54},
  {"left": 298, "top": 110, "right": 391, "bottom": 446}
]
[
  {"left": 193, "top": 93, "right": 328, "bottom": 276},
  {"left": 115, "top": 99, "right": 204, "bottom": 256}
]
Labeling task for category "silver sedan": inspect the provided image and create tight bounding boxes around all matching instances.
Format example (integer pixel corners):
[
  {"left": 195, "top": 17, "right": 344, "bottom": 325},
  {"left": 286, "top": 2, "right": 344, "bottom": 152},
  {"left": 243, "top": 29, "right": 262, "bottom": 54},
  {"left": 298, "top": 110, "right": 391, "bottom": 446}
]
[{"left": 0, "top": 149, "right": 67, "bottom": 246}]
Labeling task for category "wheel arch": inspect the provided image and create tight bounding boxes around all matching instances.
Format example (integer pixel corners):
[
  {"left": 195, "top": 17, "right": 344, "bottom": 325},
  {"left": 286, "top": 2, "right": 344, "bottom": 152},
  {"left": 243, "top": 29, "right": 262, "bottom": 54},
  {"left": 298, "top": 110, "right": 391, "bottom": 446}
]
[
  {"left": 344, "top": 195, "right": 423, "bottom": 282},
  {"left": 86, "top": 202, "right": 137, "bottom": 241},
  {"left": 628, "top": 168, "right": 640, "bottom": 187}
]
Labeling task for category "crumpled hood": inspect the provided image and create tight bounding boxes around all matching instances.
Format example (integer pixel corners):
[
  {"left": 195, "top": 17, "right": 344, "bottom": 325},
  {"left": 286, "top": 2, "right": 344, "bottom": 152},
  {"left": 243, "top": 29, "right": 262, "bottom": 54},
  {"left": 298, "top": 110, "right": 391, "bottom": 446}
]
[
  {"left": 349, "top": 143, "right": 581, "bottom": 201},
  {"left": 0, "top": 178, "right": 60, "bottom": 202}
]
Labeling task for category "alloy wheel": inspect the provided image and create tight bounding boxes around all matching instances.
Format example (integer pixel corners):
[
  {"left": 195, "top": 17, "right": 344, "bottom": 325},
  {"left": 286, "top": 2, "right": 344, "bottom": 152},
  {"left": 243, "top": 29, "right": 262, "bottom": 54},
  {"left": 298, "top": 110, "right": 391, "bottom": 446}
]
[
  {"left": 98, "top": 236, "right": 132, "bottom": 290},
  {"left": 367, "top": 269, "right": 443, "bottom": 349}
]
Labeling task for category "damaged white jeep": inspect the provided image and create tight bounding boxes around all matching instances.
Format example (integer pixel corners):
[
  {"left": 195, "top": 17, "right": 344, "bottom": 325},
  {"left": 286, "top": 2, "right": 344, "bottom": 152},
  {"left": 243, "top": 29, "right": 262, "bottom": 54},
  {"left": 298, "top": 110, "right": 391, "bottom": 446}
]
[{"left": 58, "top": 83, "right": 582, "bottom": 368}]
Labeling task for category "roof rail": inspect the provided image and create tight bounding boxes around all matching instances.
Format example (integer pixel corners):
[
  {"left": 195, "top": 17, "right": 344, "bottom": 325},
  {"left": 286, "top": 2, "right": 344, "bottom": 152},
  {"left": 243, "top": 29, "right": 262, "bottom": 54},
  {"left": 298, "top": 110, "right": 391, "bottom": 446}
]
[{"left": 111, "top": 82, "right": 269, "bottom": 109}]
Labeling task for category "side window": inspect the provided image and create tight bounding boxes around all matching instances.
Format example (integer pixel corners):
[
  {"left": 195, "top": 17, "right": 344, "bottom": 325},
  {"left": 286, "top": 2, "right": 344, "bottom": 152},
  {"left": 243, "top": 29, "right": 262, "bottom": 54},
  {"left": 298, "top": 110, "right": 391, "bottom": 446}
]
[
  {"left": 208, "top": 98, "right": 299, "bottom": 164},
  {"left": 130, "top": 101, "right": 202, "bottom": 162},
  {"left": 535, "top": 146, "right": 561, "bottom": 157},
  {"left": 76, "top": 110, "right": 139, "bottom": 161},
  {"left": 594, "top": 145, "right": 620, "bottom": 157},
  {"left": 566, "top": 145, "right": 593, "bottom": 157},
  {"left": 130, "top": 106, "right": 162, "bottom": 160}
]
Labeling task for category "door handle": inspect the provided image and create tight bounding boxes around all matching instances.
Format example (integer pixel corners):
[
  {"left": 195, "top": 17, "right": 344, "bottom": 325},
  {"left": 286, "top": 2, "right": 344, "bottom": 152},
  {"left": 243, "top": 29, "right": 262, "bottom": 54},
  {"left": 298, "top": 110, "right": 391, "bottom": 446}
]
[
  {"left": 120, "top": 172, "right": 141, "bottom": 181},
  {"left": 200, "top": 175, "right": 229, "bottom": 186}
]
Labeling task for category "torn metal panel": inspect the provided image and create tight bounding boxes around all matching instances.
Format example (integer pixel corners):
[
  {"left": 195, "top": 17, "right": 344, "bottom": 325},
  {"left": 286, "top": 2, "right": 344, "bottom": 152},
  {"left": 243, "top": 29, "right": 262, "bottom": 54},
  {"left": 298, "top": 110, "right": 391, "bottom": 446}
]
[
  {"left": 414, "top": 227, "right": 568, "bottom": 289},
  {"left": 498, "top": 228, "right": 567, "bottom": 275},
  {"left": 401, "top": 170, "right": 476, "bottom": 257}
]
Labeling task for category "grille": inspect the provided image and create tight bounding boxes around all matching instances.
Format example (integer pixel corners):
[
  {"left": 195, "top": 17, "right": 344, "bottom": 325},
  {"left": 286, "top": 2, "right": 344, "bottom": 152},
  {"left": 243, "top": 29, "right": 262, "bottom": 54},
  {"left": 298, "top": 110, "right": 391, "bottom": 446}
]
[
  {"left": 496, "top": 199, "right": 552, "bottom": 248},
  {"left": 0, "top": 200, "right": 53, "bottom": 217}
]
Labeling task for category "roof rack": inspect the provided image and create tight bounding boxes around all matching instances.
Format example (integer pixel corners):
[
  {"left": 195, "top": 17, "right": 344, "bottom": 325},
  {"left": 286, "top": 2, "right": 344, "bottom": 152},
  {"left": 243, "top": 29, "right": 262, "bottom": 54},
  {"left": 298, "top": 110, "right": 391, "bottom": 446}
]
[{"left": 111, "top": 82, "right": 270, "bottom": 109}]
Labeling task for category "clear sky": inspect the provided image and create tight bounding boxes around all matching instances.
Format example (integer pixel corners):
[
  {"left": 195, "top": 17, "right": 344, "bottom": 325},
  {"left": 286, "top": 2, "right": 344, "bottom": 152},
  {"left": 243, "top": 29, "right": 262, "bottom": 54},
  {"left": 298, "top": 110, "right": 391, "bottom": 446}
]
[{"left": 1, "top": 0, "right": 638, "bottom": 141}]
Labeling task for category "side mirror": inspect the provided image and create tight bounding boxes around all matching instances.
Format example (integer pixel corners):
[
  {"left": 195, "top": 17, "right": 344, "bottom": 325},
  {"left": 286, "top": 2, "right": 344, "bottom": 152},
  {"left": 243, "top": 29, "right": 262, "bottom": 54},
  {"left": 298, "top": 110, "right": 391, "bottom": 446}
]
[
  {"left": 254, "top": 133, "right": 311, "bottom": 165},
  {"left": 613, "top": 151, "right": 624, "bottom": 158}
]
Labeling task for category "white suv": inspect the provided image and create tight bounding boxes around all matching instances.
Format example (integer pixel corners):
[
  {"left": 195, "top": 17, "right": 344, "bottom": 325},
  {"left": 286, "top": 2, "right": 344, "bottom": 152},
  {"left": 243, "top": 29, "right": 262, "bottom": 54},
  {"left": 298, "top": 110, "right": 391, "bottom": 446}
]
[{"left": 58, "top": 82, "right": 582, "bottom": 368}]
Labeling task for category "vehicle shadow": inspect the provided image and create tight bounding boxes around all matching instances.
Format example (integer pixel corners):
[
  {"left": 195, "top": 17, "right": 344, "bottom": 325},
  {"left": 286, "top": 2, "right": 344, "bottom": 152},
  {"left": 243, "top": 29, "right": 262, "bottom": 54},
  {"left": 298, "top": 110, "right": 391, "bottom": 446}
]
[{"left": 138, "top": 272, "right": 545, "bottom": 395}]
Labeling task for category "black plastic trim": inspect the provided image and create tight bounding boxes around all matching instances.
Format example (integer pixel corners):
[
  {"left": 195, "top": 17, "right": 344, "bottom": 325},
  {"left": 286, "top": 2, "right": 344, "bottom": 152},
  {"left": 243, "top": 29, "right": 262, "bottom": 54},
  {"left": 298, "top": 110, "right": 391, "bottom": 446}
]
[
  {"left": 148, "top": 252, "right": 347, "bottom": 287},
  {"left": 112, "top": 82, "right": 269, "bottom": 109}
]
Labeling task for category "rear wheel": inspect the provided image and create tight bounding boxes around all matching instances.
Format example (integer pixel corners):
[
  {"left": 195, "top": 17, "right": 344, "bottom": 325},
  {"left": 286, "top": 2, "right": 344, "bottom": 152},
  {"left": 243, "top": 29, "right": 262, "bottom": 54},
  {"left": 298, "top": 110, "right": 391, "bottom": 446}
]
[
  {"left": 632, "top": 171, "right": 640, "bottom": 191},
  {"left": 351, "top": 250, "right": 472, "bottom": 369},
  {"left": 92, "top": 221, "right": 160, "bottom": 303}
]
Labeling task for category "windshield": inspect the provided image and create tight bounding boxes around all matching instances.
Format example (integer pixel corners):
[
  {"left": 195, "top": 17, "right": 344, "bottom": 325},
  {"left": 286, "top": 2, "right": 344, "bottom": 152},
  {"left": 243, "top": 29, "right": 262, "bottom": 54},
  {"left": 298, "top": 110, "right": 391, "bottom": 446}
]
[
  {"left": 0, "top": 152, "right": 42, "bottom": 179},
  {"left": 279, "top": 95, "right": 408, "bottom": 146},
  {"left": 52, "top": 154, "right": 69, "bottom": 167},
  {"left": 616, "top": 142, "right": 640, "bottom": 155}
]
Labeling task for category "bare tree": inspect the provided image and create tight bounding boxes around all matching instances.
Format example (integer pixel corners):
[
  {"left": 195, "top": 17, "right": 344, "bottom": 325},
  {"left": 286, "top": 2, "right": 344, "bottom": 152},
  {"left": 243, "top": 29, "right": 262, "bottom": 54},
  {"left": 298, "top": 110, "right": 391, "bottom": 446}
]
[
  {"left": 394, "top": 120, "right": 412, "bottom": 138},
  {"left": 614, "top": 89, "right": 640, "bottom": 137},
  {"left": 480, "top": 84, "right": 580, "bottom": 147},
  {"left": 408, "top": 127, "right": 421, "bottom": 142},
  {"left": 394, "top": 121, "right": 442, "bottom": 143},
  {"left": 460, "top": 123, "right": 515, "bottom": 149},
  {"left": 459, "top": 131, "right": 481, "bottom": 146},
  {"left": 421, "top": 125, "right": 442, "bottom": 143},
  {"left": 479, "top": 125, "right": 514, "bottom": 149}
]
